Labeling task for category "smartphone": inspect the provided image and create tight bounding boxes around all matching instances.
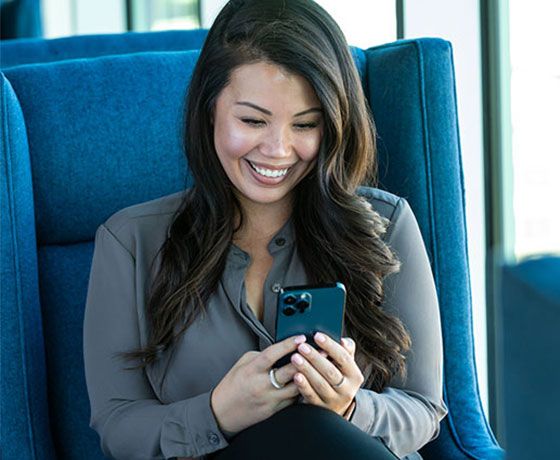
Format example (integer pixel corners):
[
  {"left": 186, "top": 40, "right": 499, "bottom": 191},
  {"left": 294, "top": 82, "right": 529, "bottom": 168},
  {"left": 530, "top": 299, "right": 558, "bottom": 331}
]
[{"left": 274, "top": 282, "right": 346, "bottom": 368}]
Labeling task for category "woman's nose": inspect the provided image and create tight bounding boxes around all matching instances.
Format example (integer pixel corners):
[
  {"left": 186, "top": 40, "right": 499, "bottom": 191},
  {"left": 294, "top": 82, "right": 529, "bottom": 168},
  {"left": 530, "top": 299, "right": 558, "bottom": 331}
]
[{"left": 260, "top": 128, "right": 292, "bottom": 158}]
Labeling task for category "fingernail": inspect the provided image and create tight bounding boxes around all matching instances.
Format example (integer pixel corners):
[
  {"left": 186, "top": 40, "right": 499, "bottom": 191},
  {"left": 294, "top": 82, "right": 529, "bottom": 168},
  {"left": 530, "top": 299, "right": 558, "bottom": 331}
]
[
  {"left": 343, "top": 337, "right": 354, "bottom": 347},
  {"left": 294, "top": 335, "right": 306, "bottom": 344},
  {"left": 293, "top": 354, "right": 304, "bottom": 365},
  {"left": 299, "top": 343, "right": 311, "bottom": 354},
  {"left": 315, "top": 332, "right": 326, "bottom": 343}
]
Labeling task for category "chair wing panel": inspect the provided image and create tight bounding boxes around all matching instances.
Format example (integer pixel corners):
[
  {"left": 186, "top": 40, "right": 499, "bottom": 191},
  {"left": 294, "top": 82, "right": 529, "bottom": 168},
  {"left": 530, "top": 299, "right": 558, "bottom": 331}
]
[
  {"left": 365, "top": 39, "right": 503, "bottom": 459},
  {"left": 1, "top": 74, "right": 56, "bottom": 459}
]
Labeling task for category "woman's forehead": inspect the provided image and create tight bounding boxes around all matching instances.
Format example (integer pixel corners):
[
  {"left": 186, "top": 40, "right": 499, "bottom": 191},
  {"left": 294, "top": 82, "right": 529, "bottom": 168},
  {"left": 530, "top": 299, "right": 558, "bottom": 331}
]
[{"left": 221, "top": 62, "right": 321, "bottom": 109}]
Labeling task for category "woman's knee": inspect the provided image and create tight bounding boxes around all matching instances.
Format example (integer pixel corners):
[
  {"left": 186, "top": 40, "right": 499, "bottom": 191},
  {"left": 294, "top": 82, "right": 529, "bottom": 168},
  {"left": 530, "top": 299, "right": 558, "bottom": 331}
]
[{"left": 211, "top": 403, "right": 398, "bottom": 460}]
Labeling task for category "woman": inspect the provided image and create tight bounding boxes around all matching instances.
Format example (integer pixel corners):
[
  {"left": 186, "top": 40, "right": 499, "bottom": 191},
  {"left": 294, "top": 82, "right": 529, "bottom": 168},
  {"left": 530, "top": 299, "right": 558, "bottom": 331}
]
[{"left": 84, "top": 0, "right": 448, "bottom": 459}]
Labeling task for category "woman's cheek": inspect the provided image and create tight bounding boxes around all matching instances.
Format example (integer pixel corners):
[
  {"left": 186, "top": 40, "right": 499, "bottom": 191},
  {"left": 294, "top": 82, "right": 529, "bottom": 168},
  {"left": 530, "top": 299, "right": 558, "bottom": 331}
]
[
  {"left": 219, "top": 128, "right": 257, "bottom": 158},
  {"left": 299, "top": 132, "right": 322, "bottom": 160}
]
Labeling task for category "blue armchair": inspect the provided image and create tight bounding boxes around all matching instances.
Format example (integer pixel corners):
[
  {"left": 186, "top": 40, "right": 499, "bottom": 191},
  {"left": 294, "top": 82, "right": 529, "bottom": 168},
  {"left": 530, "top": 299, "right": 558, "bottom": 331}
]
[{"left": 0, "top": 35, "right": 503, "bottom": 459}]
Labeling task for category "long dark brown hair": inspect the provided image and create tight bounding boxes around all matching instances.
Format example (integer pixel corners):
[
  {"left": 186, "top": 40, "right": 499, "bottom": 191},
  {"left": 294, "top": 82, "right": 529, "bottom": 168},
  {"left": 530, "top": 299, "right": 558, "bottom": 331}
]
[{"left": 126, "top": 0, "right": 411, "bottom": 392}]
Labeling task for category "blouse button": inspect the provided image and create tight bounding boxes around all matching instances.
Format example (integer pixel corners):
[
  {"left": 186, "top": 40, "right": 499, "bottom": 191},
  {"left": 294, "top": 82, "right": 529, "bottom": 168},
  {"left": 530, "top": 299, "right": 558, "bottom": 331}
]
[
  {"left": 271, "top": 283, "right": 282, "bottom": 293},
  {"left": 208, "top": 432, "right": 220, "bottom": 445},
  {"left": 275, "top": 237, "right": 286, "bottom": 246}
]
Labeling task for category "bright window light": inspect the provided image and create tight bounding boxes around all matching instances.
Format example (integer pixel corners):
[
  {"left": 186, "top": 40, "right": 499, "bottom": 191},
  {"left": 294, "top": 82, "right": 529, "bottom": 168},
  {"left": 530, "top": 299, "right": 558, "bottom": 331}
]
[
  {"left": 314, "top": 0, "right": 397, "bottom": 48},
  {"left": 509, "top": 1, "right": 560, "bottom": 259}
]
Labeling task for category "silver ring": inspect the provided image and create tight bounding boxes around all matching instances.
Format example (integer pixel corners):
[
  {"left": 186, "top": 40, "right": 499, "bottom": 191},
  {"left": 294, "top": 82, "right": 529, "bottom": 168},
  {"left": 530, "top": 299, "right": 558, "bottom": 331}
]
[
  {"left": 333, "top": 375, "right": 346, "bottom": 388},
  {"left": 269, "top": 368, "right": 285, "bottom": 389}
]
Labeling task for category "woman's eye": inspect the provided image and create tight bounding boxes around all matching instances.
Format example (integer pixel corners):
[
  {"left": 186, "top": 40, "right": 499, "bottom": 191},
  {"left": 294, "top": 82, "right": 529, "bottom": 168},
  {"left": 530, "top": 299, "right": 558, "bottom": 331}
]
[
  {"left": 294, "top": 123, "right": 318, "bottom": 130},
  {"left": 241, "top": 118, "right": 265, "bottom": 126},
  {"left": 239, "top": 118, "right": 318, "bottom": 130}
]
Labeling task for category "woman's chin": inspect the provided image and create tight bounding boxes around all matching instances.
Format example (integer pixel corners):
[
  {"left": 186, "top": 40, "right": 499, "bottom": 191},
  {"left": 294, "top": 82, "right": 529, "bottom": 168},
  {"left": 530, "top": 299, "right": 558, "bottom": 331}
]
[{"left": 234, "top": 184, "right": 295, "bottom": 208}]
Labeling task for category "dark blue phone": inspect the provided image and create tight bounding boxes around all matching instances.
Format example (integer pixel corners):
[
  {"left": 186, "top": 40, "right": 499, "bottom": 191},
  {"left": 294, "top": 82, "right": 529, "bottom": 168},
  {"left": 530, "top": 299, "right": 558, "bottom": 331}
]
[{"left": 274, "top": 282, "right": 346, "bottom": 368}]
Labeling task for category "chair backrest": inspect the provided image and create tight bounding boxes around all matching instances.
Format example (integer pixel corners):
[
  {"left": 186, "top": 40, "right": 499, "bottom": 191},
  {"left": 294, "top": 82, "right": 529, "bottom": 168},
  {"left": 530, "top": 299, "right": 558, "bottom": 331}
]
[
  {"left": 0, "top": 29, "right": 208, "bottom": 68},
  {"left": 0, "top": 38, "right": 503, "bottom": 459}
]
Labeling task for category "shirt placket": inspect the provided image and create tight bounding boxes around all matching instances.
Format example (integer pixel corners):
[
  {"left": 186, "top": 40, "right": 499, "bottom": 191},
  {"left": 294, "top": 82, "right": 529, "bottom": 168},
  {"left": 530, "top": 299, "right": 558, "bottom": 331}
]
[
  {"left": 221, "top": 218, "right": 309, "bottom": 350},
  {"left": 220, "top": 245, "right": 275, "bottom": 348}
]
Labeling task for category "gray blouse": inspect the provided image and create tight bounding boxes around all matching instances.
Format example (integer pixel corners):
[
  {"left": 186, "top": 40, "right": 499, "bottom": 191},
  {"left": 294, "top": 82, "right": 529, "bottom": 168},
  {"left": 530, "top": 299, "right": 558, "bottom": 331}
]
[{"left": 83, "top": 186, "right": 447, "bottom": 460}]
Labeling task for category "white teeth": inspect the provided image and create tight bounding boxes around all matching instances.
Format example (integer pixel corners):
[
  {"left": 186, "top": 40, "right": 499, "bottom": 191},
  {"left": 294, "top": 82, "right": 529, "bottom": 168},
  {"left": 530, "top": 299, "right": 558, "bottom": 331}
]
[{"left": 249, "top": 161, "right": 289, "bottom": 178}]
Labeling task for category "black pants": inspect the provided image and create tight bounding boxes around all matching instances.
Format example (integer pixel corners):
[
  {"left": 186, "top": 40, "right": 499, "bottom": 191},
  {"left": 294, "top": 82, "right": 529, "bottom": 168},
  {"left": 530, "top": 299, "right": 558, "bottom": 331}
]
[{"left": 209, "top": 403, "right": 399, "bottom": 460}]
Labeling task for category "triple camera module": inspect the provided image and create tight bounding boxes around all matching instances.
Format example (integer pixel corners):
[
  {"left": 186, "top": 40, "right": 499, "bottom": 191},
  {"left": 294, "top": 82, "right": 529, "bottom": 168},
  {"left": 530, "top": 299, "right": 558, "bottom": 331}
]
[{"left": 281, "top": 292, "right": 312, "bottom": 316}]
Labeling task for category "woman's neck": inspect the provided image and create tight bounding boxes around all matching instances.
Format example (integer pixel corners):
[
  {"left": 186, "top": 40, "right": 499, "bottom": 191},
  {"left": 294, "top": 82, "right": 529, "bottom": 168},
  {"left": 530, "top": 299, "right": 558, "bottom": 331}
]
[{"left": 233, "top": 197, "right": 292, "bottom": 254}]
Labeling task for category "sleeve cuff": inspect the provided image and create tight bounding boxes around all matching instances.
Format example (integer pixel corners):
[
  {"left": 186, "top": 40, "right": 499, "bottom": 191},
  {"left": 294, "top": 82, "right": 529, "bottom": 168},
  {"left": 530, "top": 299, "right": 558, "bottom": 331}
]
[
  {"left": 160, "top": 391, "right": 229, "bottom": 458},
  {"left": 349, "top": 388, "right": 375, "bottom": 432},
  {"left": 343, "top": 400, "right": 356, "bottom": 420}
]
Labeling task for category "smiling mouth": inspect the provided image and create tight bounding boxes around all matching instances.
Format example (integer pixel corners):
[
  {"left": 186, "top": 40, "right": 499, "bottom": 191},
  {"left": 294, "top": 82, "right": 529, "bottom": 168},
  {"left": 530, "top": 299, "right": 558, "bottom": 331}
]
[{"left": 246, "top": 160, "right": 293, "bottom": 178}]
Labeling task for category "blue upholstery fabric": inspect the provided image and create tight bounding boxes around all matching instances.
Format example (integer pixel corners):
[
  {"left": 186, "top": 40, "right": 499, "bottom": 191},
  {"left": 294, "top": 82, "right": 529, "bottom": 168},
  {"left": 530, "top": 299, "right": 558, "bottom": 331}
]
[
  {"left": 37, "top": 244, "right": 97, "bottom": 458},
  {"left": 0, "top": 36, "right": 503, "bottom": 459},
  {"left": 0, "top": 75, "right": 55, "bottom": 458},
  {"left": 4, "top": 51, "right": 199, "bottom": 245},
  {"left": 500, "top": 256, "right": 560, "bottom": 460},
  {"left": 0, "top": 29, "right": 208, "bottom": 68},
  {"left": 350, "top": 46, "right": 367, "bottom": 89}
]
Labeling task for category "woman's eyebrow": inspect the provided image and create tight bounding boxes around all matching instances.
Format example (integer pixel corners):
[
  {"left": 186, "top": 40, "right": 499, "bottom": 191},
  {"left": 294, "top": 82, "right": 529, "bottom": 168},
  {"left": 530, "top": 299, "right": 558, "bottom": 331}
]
[{"left": 235, "top": 101, "right": 322, "bottom": 117}]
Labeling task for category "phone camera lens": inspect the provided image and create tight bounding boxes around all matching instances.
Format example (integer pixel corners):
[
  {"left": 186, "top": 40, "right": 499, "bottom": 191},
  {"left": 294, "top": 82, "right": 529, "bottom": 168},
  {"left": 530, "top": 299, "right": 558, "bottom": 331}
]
[
  {"left": 284, "top": 295, "right": 297, "bottom": 305},
  {"left": 296, "top": 300, "right": 310, "bottom": 312},
  {"left": 282, "top": 305, "right": 296, "bottom": 316}
]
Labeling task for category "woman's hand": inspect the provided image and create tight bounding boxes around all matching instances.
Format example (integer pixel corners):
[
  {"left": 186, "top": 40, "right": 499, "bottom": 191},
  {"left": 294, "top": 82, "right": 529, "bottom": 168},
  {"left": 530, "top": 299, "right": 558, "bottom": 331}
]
[
  {"left": 291, "top": 332, "right": 364, "bottom": 417},
  {"left": 210, "top": 335, "right": 306, "bottom": 435}
]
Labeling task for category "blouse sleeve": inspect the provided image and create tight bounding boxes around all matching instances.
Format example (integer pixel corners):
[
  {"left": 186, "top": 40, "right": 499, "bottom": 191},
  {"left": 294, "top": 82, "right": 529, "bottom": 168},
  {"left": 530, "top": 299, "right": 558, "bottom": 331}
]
[
  {"left": 83, "top": 224, "right": 229, "bottom": 459},
  {"left": 348, "top": 198, "right": 448, "bottom": 458}
]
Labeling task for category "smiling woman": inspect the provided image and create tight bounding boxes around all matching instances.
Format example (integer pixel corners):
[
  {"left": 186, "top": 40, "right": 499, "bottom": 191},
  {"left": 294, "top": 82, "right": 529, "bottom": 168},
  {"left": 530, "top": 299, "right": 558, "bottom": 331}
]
[
  {"left": 83, "top": 1, "right": 447, "bottom": 459},
  {"left": 213, "top": 62, "right": 323, "bottom": 229}
]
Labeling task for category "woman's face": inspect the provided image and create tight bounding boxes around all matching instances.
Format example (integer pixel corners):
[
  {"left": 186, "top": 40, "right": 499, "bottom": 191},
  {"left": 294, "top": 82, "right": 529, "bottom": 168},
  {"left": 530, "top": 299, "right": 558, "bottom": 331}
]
[{"left": 213, "top": 61, "right": 323, "bottom": 213}]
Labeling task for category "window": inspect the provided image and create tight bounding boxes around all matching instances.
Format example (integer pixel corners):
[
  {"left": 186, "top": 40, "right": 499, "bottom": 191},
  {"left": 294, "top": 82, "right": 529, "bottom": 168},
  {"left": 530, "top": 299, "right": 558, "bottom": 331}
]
[
  {"left": 128, "top": 0, "right": 200, "bottom": 31},
  {"left": 314, "top": 0, "right": 397, "bottom": 47},
  {"left": 509, "top": 1, "right": 560, "bottom": 259}
]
